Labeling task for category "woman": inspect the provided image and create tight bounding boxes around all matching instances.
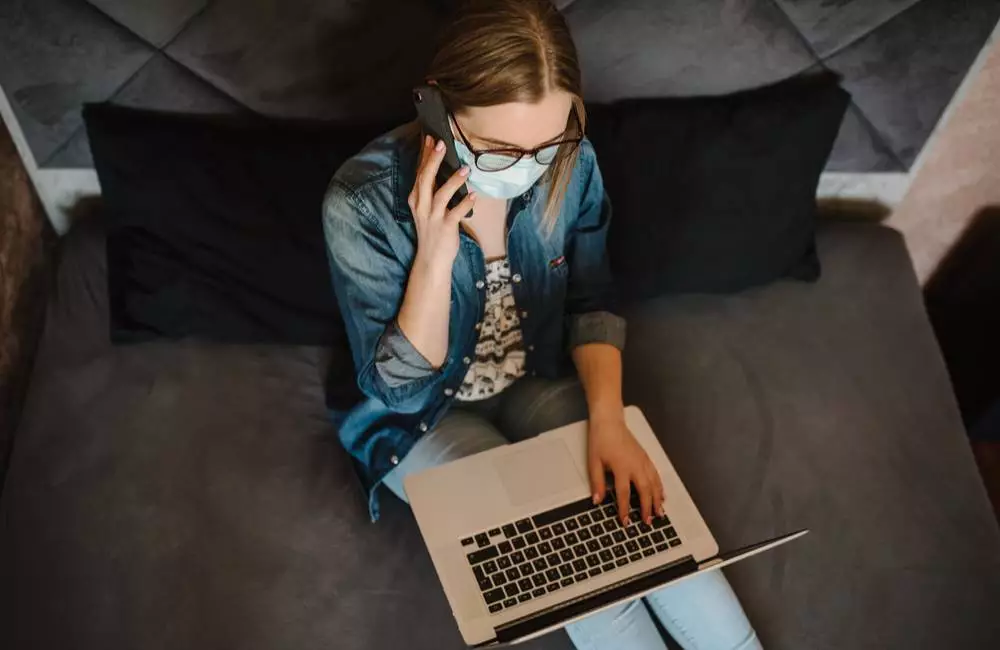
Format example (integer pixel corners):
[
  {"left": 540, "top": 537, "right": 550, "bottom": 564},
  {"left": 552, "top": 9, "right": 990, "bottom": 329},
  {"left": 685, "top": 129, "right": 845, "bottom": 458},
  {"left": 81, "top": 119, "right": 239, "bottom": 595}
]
[{"left": 323, "top": 1, "right": 761, "bottom": 648}]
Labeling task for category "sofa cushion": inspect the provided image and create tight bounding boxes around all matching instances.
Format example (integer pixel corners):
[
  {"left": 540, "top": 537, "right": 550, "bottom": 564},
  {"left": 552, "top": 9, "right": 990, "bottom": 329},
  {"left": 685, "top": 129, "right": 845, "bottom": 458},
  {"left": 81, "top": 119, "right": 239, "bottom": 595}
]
[
  {"left": 621, "top": 222, "right": 1000, "bottom": 647},
  {"left": 0, "top": 219, "right": 570, "bottom": 650}
]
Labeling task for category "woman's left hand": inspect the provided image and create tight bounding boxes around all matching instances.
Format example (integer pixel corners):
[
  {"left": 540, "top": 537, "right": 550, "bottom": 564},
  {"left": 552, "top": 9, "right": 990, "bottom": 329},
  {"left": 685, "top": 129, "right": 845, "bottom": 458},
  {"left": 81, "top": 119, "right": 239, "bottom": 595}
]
[{"left": 586, "top": 411, "right": 665, "bottom": 526}]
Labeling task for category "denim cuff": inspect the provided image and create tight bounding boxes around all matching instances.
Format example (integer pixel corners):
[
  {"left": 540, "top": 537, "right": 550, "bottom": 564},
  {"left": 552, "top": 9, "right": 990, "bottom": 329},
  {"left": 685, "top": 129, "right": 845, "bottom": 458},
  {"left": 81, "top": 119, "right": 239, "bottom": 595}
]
[
  {"left": 568, "top": 311, "right": 627, "bottom": 351},
  {"left": 374, "top": 320, "right": 438, "bottom": 388}
]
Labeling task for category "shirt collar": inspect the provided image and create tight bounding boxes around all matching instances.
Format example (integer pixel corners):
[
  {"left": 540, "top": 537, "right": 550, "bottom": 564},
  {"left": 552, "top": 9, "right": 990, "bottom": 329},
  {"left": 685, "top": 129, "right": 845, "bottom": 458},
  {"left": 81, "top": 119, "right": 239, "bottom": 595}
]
[{"left": 392, "top": 124, "right": 421, "bottom": 221}]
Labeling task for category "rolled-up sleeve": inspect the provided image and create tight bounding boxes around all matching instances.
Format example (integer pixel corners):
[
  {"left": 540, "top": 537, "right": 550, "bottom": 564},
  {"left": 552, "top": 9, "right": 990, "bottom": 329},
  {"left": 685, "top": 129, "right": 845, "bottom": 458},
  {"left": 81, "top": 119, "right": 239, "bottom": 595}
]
[
  {"left": 374, "top": 319, "right": 437, "bottom": 387},
  {"left": 323, "top": 182, "right": 445, "bottom": 412},
  {"left": 565, "top": 145, "right": 627, "bottom": 351}
]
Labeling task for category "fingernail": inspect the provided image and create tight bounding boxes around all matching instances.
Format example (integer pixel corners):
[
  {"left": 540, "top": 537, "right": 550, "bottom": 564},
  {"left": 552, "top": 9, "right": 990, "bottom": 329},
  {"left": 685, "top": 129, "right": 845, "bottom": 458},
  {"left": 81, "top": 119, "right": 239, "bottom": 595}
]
[
  {"left": 646, "top": 516, "right": 653, "bottom": 526},
  {"left": 469, "top": 192, "right": 477, "bottom": 201},
  {"left": 435, "top": 140, "right": 445, "bottom": 151},
  {"left": 622, "top": 517, "right": 630, "bottom": 526},
  {"left": 592, "top": 493, "right": 601, "bottom": 505},
  {"left": 459, "top": 166, "right": 470, "bottom": 176}
]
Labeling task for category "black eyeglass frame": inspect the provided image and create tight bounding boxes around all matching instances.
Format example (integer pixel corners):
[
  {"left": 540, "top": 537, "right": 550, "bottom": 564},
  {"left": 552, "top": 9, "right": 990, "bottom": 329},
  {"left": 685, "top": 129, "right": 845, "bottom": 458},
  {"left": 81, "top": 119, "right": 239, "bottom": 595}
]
[{"left": 449, "top": 108, "right": 585, "bottom": 172}]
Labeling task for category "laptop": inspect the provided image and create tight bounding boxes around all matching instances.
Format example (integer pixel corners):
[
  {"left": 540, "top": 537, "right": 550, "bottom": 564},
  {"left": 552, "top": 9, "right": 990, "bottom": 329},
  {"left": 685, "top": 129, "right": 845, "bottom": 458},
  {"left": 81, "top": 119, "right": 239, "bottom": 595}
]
[{"left": 404, "top": 406, "right": 807, "bottom": 647}]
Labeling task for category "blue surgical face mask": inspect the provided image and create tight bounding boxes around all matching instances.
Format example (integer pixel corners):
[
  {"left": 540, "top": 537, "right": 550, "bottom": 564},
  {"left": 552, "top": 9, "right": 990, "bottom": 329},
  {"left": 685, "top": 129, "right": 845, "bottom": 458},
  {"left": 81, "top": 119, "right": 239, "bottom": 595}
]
[{"left": 453, "top": 138, "right": 549, "bottom": 200}]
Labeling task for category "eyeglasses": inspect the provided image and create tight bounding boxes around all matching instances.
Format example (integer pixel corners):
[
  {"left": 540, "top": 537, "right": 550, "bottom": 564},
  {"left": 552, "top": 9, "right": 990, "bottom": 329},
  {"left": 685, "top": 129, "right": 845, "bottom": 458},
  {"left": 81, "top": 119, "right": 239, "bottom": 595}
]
[{"left": 450, "top": 109, "right": 584, "bottom": 172}]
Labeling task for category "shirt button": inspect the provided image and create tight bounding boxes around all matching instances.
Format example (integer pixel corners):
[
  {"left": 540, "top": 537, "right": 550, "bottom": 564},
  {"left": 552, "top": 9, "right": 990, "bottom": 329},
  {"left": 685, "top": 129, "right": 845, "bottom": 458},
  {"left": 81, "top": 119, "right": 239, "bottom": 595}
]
[
  {"left": 528, "top": 344, "right": 535, "bottom": 351},
  {"left": 521, "top": 310, "right": 528, "bottom": 318},
  {"left": 512, "top": 273, "right": 522, "bottom": 283},
  {"left": 444, "top": 388, "right": 454, "bottom": 397},
  {"left": 463, "top": 356, "right": 472, "bottom": 365},
  {"left": 474, "top": 322, "right": 482, "bottom": 331},
  {"left": 390, "top": 455, "right": 400, "bottom": 465},
  {"left": 475, "top": 280, "right": 485, "bottom": 290},
  {"left": 419, "top": 422, "right": 428, "bottom": 432}
]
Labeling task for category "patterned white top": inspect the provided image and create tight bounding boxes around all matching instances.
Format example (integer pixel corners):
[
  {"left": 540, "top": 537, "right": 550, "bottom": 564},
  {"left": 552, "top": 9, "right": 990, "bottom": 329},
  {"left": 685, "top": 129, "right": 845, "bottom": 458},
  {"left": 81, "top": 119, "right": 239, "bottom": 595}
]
[{"left": 456, "top": 257, "right": 526, "bottom": 401}]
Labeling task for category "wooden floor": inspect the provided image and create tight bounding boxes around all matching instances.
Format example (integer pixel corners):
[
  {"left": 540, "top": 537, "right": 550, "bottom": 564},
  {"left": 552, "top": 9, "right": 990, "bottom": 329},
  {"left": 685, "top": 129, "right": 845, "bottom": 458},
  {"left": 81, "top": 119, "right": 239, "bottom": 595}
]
[
  {"left": 0, "top": 114, "right": 52, "bottom": 473},
  {"left": 0, "top": 115, "right": 44, "bottom": 378},
  {"left": 0, "top": 116, "right": 47, "bottom": 380}
]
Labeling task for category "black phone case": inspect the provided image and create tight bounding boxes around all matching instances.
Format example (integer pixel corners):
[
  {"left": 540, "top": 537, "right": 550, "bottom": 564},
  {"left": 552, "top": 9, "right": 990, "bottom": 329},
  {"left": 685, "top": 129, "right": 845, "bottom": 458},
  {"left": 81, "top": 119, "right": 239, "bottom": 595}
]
[{"left": 413, "top": 85, "right": 469, "bottom": 210}]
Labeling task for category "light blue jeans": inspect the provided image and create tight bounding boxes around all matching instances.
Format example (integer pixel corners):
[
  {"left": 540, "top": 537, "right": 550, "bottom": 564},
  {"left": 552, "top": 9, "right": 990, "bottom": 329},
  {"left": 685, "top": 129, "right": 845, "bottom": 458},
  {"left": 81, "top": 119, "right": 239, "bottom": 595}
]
[{"left": 384, "top": 378, "right": 762, "bottom": 650}]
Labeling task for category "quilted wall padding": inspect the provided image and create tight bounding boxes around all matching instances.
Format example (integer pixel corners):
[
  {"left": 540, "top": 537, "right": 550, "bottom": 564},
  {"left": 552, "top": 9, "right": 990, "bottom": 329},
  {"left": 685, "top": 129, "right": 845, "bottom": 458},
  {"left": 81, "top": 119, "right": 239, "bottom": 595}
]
[{"left": 1, "top": 0, "right": 998, "bottom": 172}]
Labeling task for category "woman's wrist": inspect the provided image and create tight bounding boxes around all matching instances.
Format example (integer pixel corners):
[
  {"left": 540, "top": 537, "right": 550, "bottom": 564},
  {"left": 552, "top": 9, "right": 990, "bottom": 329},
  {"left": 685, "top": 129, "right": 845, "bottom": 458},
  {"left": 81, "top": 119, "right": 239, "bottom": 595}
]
[
  {"left": 412, "top": 249, "right": 455, "bottom": 281},
  {"left": 588, "top": 401, "right": 626, "bottom": 431}
]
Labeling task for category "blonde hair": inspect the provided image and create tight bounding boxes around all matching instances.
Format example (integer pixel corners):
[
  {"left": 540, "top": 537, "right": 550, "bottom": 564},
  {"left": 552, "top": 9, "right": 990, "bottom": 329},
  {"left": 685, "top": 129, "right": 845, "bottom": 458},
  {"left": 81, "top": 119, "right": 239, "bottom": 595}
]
[{"left": 426, "top": 0, "right": 586, "bottom": 229}]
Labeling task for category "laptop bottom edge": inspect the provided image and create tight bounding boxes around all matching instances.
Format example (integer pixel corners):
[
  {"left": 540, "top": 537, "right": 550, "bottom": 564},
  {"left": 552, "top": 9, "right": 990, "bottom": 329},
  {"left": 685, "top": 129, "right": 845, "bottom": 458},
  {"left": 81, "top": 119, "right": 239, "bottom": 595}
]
[{"left": 473, "top": 555, "right": 700, "bottom": 647}]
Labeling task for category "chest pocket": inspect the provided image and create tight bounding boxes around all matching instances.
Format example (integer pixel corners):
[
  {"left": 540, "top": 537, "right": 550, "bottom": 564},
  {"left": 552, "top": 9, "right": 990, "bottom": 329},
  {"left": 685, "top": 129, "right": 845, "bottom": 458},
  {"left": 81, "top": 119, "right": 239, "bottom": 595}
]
[
  {"left": 547, "top": 254, "right": 569, "bottom": 278},
  {"left": 540, "top": 220, "right": 569, "bottom": 281},
  {"left": 508, "top": 201, "right": 570, "bottom": 307}
]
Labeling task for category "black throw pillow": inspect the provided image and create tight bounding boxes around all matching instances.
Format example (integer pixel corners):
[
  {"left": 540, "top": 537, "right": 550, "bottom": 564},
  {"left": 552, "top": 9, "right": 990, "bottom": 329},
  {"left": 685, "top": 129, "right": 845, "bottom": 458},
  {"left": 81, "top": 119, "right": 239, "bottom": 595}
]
[
  {"left": 587, "top": 72, "right": 850, "bottom": 302},
  {"left": 84, "top": 104, "right": 399, "bottom": 345}
]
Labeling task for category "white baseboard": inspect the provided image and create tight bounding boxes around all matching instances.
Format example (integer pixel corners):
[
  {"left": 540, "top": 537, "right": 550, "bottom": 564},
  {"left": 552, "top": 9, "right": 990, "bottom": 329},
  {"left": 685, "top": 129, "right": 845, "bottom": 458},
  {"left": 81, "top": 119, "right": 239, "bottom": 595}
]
[
  {"left": 816, "top": 172, "right": 912, "bottom": 207},
  {"left": 0, "top": 83, "right": 100, "bottom": 234}
]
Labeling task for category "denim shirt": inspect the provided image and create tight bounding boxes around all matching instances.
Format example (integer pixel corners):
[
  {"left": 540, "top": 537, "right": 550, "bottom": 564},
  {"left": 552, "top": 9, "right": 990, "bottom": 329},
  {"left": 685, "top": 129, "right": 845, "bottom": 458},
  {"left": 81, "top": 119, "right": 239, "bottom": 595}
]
[{"left": 322, "top": 122, "right": 626, "bottom": 520}]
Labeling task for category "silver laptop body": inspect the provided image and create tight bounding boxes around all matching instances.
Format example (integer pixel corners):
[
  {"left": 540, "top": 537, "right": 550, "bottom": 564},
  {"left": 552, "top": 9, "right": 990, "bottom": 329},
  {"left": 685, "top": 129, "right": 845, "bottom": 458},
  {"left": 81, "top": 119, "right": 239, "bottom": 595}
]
[{"left": 405, "top": 405, "right": 807, "bottom": 646}]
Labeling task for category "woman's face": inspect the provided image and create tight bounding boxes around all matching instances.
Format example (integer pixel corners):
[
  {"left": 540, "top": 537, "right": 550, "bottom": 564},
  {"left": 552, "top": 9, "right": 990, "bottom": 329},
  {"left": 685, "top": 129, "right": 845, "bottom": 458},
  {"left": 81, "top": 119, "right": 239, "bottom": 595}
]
[{"left": 453, "top": 90, "right": 574, "bottom": 152}]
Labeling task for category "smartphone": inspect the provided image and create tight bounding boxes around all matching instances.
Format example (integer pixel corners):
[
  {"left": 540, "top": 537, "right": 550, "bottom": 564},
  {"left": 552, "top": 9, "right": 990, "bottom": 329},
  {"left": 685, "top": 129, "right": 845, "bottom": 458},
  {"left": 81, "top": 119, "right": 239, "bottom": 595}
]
[{"left": 413, "top": 84, "right": 469, "bottom": 211}]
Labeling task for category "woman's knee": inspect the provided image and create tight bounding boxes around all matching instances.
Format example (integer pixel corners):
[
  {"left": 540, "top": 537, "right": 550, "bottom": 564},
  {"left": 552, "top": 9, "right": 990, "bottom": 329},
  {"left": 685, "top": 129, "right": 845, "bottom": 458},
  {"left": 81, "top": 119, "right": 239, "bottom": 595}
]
[{"left": 498, "top": 377, "right": 589, "bottom": 442}]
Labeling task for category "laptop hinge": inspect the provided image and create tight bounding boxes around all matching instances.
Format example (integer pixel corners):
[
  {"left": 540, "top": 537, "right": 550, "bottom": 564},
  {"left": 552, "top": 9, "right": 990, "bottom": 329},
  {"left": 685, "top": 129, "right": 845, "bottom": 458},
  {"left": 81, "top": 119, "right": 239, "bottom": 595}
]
[{"left": 481, "top": 555, "right": 699, "bottom": 645}]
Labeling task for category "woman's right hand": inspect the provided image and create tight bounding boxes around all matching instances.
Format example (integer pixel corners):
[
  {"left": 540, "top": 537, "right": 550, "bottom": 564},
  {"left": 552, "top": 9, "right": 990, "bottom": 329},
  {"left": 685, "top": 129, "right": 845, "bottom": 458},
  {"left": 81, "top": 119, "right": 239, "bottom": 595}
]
[{"left": 407, "top": 135, "right": 477, "bottom": 274}]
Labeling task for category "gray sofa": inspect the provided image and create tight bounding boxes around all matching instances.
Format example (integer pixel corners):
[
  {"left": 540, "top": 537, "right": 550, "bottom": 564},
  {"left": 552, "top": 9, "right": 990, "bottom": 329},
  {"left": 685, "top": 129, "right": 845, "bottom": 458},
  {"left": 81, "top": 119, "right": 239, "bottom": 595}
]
[
  {"left": 4, "top": 1, "right": 1000, "bottom": 648},
  {"left": 2, "top": 216, "right": 999, "bottom": 649}
]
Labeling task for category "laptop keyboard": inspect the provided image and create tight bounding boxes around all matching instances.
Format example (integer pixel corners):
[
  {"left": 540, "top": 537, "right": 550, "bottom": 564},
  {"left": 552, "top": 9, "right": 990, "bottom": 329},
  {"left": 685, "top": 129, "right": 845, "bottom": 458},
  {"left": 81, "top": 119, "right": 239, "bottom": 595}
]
[{"left": 462, "top": 490, "right": 682, "bottom": 614}]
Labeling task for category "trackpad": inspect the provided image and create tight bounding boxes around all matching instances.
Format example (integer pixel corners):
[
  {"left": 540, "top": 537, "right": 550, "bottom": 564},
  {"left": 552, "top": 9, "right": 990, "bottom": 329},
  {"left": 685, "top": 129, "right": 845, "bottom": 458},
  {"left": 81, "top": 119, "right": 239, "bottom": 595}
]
[{"left": 494, "top": 439, "right": 583, "bottom": 507}]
